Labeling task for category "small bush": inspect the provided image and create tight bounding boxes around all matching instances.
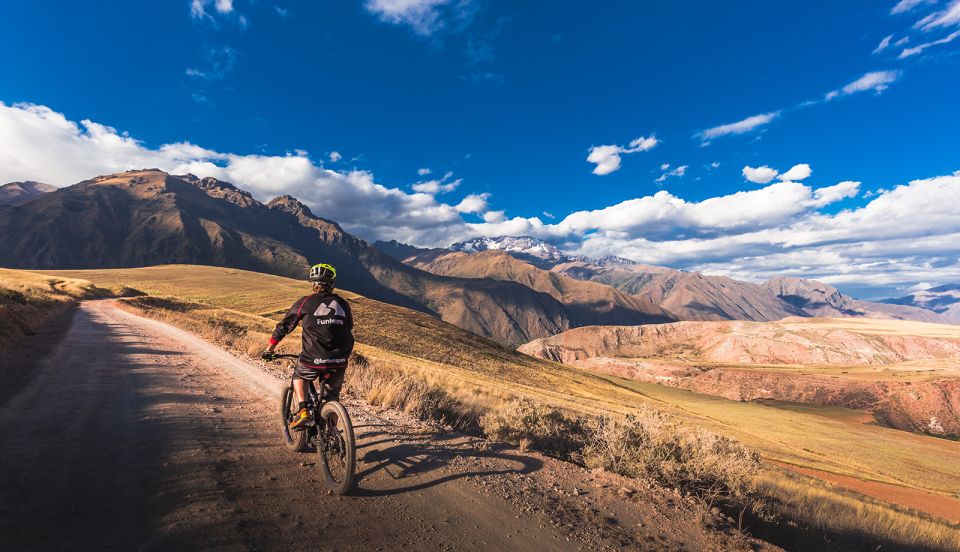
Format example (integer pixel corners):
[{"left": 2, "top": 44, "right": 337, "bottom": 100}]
[
  {"left": 0, "top": 288, "right": 28, "bottom": 304},
  {"left": 479, "top": 398, "right": 588, "bottom": 459},
  {"left": 346, "top": 352, "right": 481, "bottom": 431},
  {"left": 583, "top": 408, "right": 761, "bottom": 505}
]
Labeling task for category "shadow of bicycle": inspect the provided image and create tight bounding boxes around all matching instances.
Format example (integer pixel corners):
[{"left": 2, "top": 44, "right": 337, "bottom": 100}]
[{"left": 348, "top": 423, "right": 542, "bottom": 497}]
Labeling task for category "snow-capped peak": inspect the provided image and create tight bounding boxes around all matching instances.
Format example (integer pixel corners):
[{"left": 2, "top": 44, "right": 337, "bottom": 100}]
[{"left": 450, "top": 236, "right": 568, "bottom": 261}]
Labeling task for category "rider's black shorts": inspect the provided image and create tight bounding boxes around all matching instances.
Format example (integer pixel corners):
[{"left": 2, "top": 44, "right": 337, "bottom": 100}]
[{"left": 294, "top": 362, "right": 346, "bottom": 400}]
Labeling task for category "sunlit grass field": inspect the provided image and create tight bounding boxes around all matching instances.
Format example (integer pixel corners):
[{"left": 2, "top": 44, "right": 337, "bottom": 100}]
[{"left": 39, "top": 265, "right": 960, "bottom": 545}]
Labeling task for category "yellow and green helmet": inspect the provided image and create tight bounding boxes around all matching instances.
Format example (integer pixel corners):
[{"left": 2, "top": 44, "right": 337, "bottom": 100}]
[{"left": 308, "top": 263, "right": 336, "bottom": 284}]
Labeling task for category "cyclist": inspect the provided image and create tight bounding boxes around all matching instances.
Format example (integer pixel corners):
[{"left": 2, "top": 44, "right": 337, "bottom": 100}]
[{"left": 262, "top": 263, "right": 354, "bottom": 431}]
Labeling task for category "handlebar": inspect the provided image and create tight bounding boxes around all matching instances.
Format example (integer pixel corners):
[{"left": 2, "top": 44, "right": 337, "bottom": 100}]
[{"left": 262, "top": 353, "right": 300, "bottom": 360}]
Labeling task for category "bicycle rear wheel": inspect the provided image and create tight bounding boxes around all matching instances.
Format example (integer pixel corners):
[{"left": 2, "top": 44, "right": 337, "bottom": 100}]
[
  {"left": 280, "top": 384, "right": 308, "bottom": 452},
  {"left": 317, "top": 401, "right": 356, "bottom": 495}
]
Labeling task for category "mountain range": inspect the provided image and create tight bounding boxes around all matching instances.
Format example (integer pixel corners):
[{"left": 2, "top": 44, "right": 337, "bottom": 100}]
[
  {"left": 377, "top": 235, "right": 948, "bottom": 325},
  {"left": 0, "top": 171, "right": 953, "bottom": 349},
  {"left": 884, "top": 284, "right": 960, "bottom": 323}
]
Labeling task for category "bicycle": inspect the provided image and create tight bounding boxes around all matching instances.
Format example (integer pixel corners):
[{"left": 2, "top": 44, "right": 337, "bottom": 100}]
[{"left": 266, "top": 353, "right": 356, "bottom": 495}]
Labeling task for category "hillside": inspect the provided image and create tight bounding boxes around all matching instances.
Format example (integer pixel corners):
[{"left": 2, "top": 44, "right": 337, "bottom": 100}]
[
  {"left": 519, "top": 317, "right": 960, "bottom": 437},
  {"left": 32, "top": 265, "right": 960, "bottom": 539},
  {"left": 762, "top": 276, "right": 948, "bottom": 323},
  {"left": 885, "top": 284, "right": 960, "bottom": 323},
  {"left": 0, "top": 181, "right": 55, "bottom": 207},
  {"left": 397, "top": 248, "right": 674, "bottom": 326},
  {"left": 0, "top": 170, "right": 580, "bottom": 345}
]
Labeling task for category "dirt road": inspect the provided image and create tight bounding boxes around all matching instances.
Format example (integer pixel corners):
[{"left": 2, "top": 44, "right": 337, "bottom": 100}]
[{"left": 0, "top": 301, "right": 765, "bottom": 551}]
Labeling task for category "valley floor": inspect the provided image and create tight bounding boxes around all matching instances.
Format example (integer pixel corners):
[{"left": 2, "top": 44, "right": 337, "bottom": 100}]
[{"left": 0, "top": 300, "right": 765, "bottom": 551}]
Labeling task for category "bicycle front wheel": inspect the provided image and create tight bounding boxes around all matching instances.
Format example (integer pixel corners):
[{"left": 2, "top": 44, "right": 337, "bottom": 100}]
[{"left": 317, "top": 401, "right": 356, "bottom": 495}]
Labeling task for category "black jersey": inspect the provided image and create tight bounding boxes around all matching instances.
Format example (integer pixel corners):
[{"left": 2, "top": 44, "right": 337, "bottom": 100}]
[{"left": 270, "top": 292, "right": 355, "bottom": 368}]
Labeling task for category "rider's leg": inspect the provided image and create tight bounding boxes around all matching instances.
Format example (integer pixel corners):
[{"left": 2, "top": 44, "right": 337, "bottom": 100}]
[{"left": 293, "top": 377, "right": 307, "bottom": 407}]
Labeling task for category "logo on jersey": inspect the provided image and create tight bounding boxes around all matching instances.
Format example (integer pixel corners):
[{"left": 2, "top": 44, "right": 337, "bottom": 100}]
[{"left": 314, "top": 299, "right": 346, "bottom": 318}]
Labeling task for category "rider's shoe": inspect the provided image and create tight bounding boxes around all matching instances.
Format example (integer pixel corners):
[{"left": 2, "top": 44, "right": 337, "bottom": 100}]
[{"left": 289, "top": 408, "right": 311, "bottom": 431}]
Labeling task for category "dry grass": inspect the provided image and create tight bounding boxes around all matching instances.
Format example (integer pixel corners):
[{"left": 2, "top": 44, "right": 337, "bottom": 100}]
[
  {"left": 754, "top": 469, "right": 960, "bottom": 552},
  {"left": 583, "top": 408, "right": 761, "bottom": 506},
  {"left": 29, "top": 265, "right": 960, "bottom": 551},
  {"left": 0, "top": 268, "right": 119, "bottom": 352}
]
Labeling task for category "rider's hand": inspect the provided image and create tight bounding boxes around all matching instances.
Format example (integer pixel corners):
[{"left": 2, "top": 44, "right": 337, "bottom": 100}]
[{"left": 261, "top": 351, "right": 277, "bottom": 361}]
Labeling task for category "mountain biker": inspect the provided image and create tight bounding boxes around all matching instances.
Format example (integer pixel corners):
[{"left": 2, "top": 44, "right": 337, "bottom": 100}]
[{"left": 262, "top": 263, "right": 354, "bottom": 431}]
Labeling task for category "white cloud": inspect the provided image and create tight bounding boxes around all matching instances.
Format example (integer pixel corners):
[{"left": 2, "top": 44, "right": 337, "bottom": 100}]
[
  {"left": 417, "top": 167, "right": 431, "bottom": 176},
  {"left": 542, "top": 211, "right": 555, "bottom": 219},
  {"left": 916, "top": 0, "right": 960, "bottom": 30},
  {"left": 363, "top": 0, "right": 462, "bottom": 36},
  {"left": 329, "top": 151, "right": 342, "bottom": 162},
  {"left": 873, "top": 34, "right": 894, "bottom": 54},
  {"left": 698, "top": 112, "right": 779, "bottom": 142},
  {"left": 899, "top": 29, "right": 960, "bottom": 57},
  {"left": 825, "top": 70, "right": 901, "bottom": 100},
  {"left": 456, "top": 193, "right": 490, "bottom": 214},
  {"left": 742, "top": 165, "right": 779, "bottom": 184},
  {"left": 656, "top": 165, "right": 688, "bottom": 183},
  {"left": 412, "top": 171, "right": 461, "bottom": 194},
  {"left": 586, "top": 135, "right": 659, "bottom": 175},
  {"left": 778, "top": 163, "right": 812, "bottom": 182},
  {"left": 892, "top": 0, "right": 934, "bottom": 15},
  {"left": 215, "top": 0, "right": 233, "bottom": 13},
  {"left": 3, "top": 101, "right": 958, "bottom": 295}
]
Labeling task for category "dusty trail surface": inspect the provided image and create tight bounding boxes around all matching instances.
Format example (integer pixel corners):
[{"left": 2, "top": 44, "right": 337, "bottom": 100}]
[{"left": 0, "top": 301, "right": 762, "bottom": 551}]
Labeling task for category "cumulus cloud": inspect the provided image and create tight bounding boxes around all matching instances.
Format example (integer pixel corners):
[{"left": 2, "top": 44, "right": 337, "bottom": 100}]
[
  {"left": 778, "top": 163, "right": 812, "bottom": 182},
  {"left": 417, "top": 167, "right": 431, "bottom": 176},
  {"left": 3, "top": 101, "right": 957, "bottom": 295},
  {"left": 742, "top": 165, "right": 779, "bottom": 184},
  {"left": 329, "top": 151, "right": 342, "bottom": 162},
  {"left": 586, "top": 135, "right": 658, "bottom": 175},
  {"left": 825, "top": 71, "right": 901, "bottom": 100},
  {"left": 456, "top": 193, "right": 490, "bottom": 214},
  {"left": 411, "top": 171, "right": 461, "bottom": 194},
  {"left": 698, "top": 112, "right": 779, "bottom": 142},
  {"left": 899, "top": 29, "right": 960, "bottom": 57}
]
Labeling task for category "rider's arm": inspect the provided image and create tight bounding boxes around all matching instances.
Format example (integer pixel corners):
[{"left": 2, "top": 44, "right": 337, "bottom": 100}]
[
  {"left": 268, "top": 295, "right": 309, "bottom": 350},
  {"left": 342, "top": 299, "right": 354, "bottom": 332}
]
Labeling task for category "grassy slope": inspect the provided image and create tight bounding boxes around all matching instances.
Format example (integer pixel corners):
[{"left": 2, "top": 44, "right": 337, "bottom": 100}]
[{"left": 44, "top": 265, "right": 960, "bottom": 502}]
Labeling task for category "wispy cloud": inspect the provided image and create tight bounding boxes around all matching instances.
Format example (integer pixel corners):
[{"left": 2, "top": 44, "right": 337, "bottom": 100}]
[
  {"left": 185, "top": 46, "right": 238, "bottom": 80},
  {"left": 363, "top": 0, "right": 475, "bottom": 36},
  {"left": 916, "top": 0, "right": 960, "bottom": 31},
  {"left": 873, "top": 34, "right": 894, "bottom": 54},
  {"left": 655, "top": 164, "right": 688, "bottom": 183},
  {"left": 329, "top": 151, "right": 342, "bottom": 162},
  {"left": 891, "top": 0, "right": 935, "bottom": 15},
  {"left": 899, "top": 29, "right": 960, "bottom": 57},
  {"left": 825, "top": 70, "right": 901, "bottom": 100},
  {"left": 586, "top": 136, "right": 659, "bottom": 175},
  {"left": 698, "top": 112, "right": 779, "bottom": 143},
  {"left": 412, "top": 171, "right": 461, "bottom": 194}
]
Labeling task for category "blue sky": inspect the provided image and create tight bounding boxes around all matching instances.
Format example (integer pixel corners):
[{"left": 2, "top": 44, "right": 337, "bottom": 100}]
[{"left": 2, "top": 0, "right": 960, "bottom": 297}]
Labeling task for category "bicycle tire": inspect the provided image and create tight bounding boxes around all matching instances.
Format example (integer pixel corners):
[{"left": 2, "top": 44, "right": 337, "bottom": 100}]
[
  {"left": 280, "top": 385, "right": 309, "bottom": 452},
  {"left": 317, "top": 401, "right": 356, "bottom": 495}
]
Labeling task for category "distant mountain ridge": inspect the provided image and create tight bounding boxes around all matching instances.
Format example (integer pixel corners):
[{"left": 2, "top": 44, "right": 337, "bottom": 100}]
[
  {"left": 378, "top": 236, "right": 953, "bottom": 325},
  {"left": 0, "top": 181, "right": 56, "bottom": 207},
  {"left": 885, "top": 284, "right": 960, "bottom": 323}
]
